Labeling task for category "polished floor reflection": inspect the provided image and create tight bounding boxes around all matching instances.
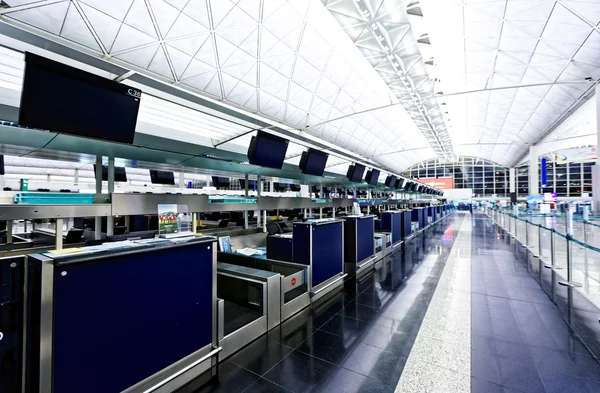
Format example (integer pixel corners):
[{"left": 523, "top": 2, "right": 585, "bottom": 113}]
[
  {"left": 176, "top": 217, "right": 459, "bottom": 393},
  {"left": 471, "top": 213, "right": 600, "bottom": 393}
]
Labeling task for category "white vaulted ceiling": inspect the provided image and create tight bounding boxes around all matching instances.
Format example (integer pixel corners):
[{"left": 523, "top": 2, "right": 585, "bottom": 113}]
[
  {"left": 0, "top": 0, "right": 434, "bottom": 172},
  {"left": 420, "top": 0, "right": 600, "bottom": 167}
]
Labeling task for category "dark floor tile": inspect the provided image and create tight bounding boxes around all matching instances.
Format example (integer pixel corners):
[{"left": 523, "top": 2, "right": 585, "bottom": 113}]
[
  {"left": 177, "top": 360, "right": 260, "bottom": 393},
  {"left": 530, "top": 346, "right": 600, "bottom": 383},
  {"left": 263, "top": 350, "right": 338, "bottom": 393},
  {"left": 338, "top": 301, "right": 381, "bottom": 324},
  {"left": 360, "top": 324, "right": 417, "bottom": 356},
  {"left": 229, "top": 336, "right": 292, "bottom": 376},
  {"left": 296, "top": 329, "right": 356, "bottom": 365},
  {"left": 496, "top": 355, "right": 546, "bottom": 393},
  {"left": 471, "top": 350, "right": 502, "bottom": 385},
  {"left": 318, "top": 314, "right": 370, "bottom": 338},
  {"left": 541, "top": 373, "right": 600, "bottom": 393},
  {"left": 471, "top": 377, "right": 519, "bottom": 393},
  {"left": 342, "top": 343, "right": 407, "bottom": 386},
  {"left": 243, "top": 378, "right": 293, "bottom": 393},
  {"left": 314, "top": 368, "right": 393, "bottom": 393}
]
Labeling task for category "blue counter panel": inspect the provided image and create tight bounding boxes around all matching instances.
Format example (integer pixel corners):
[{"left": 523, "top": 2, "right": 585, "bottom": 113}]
[
  {"left": 52, "top": 243, "right": 214, "bottom": 393},
  {"left": 312, "top": 223, "right": 343, "bottom": 287},
  {"left": 292, "top": 224, "right": 311, "bottom": 265},
  {"left": 267, "top": 235, "right": 294, "bottom": 262},
  {"left": 0, "top": 257, "right": 23, "bottom": 393},
  {"left": 356, "top": 217, "right": 375, "bottom": 263},
  {"left": 381, "top": 212, "right": 401, "bottom": 244},
  {"left": 401, "top": 211, "right": 412, "bottom": 240}
]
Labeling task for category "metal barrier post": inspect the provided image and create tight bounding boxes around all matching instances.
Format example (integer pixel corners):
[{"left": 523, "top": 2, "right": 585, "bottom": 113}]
[
  {"left": 525, "top": 220, "right": 529, "bottom": 248},
  {"left": 584, "top": 220, "right": 588, "bottom": 244},
  {"left": 559, "top": 235, "right": 582, "bottom": 288},
  {"left": 538, "top": 225, "right": 542, "bottom": 257}
]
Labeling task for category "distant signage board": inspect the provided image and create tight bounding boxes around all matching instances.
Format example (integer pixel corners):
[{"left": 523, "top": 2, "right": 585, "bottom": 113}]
[
  {"left": 555, "top": 147, "right": 596, "bottom": 164},
  {"left": 417, "top": 177, "right": 454, "bottom": 190}
]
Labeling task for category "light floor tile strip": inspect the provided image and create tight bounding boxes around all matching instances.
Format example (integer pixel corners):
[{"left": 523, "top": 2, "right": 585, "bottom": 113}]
[{"left": 395, "top": 213, "right": 472, "bottom": 393}]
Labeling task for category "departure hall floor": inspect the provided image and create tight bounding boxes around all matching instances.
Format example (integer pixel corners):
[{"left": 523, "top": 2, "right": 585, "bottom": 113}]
[{"left": 176, "top": 212, "right": 600, "bottom": 393}]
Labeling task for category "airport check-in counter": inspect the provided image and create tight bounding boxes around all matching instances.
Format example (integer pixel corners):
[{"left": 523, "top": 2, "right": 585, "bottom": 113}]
[
  {"left": 216, "top": 262, "right": 280, "bottom": 359},
  {"left": 293, "top": 219, "right": 346, "bottom": 301},
  {"left": 0, "top": 256, "right": 24, "bottom": 393},
  {"left": 412, "top": 208, "right": 426, "bottom": 232},
  {"left": 217, "top": 251, "right": 310, "bottom": 323},
  {"left": 343, "top": 215, "right": 376, "bottom": 274},
  {"left": 267, "top": 233, "right": 293, "bottom": 262},
  {"left": 401, "top": 210, "right": 412, "bottom": 241},
  {"left": 380, "top": 211, "right": 402, "bottom": 250},
  {"left": 24, "top": 236, "right": 220, "bottom": 393},
  {"left": 426, "top": 206, "right": 434, "bottom": 226},
  {"left": 374, "top": 232, "right": 392, "bottom": 261}
]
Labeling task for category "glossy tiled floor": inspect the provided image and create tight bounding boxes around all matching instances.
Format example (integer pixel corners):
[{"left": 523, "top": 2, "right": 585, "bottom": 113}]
[
  {"left": 470, "top": 213, "right": 600, "bottom": 393},
  {"left": 177, "top": 216, "right": 461, "bottom": 393},
  {"left": 176, "top": 213, "right": 600, "bottom": 393}
]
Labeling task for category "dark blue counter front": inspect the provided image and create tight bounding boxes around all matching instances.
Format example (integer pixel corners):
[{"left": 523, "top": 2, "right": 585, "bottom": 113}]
[
  {"left": 343, "top": 216, "right": 375, "bottom": 265},
  {"left": 293, "top": 220, "right": 344, "bottom": 288},
  {"left": 26, "top": 238, "right": 216, "bottom": 393},
  {"left": 0, "top": 256, "right": 24, "bottom": 393},
  {"left": 381, "top": 211, "right": 402, "bottom": 245},
  {"left": 401, "top": 211, "right": 412, "bottom": 240},
  {"left": 267, "top": 235, "right": 294, "bottom": 262}
]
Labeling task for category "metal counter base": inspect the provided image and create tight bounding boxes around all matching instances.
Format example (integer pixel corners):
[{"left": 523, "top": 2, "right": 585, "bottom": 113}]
[
  {"left": 218, "top": 315, "right": 268, "bottom": 360},
  {"left": 310, "top": 273, "right": 347, "bottom": 302}
]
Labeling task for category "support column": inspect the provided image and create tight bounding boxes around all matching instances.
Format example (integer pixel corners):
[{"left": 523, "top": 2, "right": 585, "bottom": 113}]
[
  {"left": 257, "top": 175, "right": 262, "bottom": 230},
  {"left": 55, "top": 218, "right": 63, "bottom": 250},
  {"left": 593, "top": 84, "right": 600, "bottom": 211},
  {"left": 244, "top": 174, "right": 249, "bottom": 229},
  {"left": 179, "top": 171, "right": 185, "bottom": 189},
  {"left": 319, "top": 185, "right": 323, "bottom": 219},
  {"left": 74, "top": 168, "right": 79, "bottom": 186},
  {"left": 6, "top": 219, "right": 12, "bottom": 244},
  {"left": 107, "top": 156, "right": 115, "bottom": 236},
  {"left": 95, "top": 156, "right": 102, "bottom": 240},
  {"left": 529, "top": 145, "right": 539, "bottom": 195}
]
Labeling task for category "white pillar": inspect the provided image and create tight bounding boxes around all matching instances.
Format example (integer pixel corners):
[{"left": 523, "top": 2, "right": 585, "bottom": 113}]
[
  {"left": 179, "top": 171, "right": 185, "bottom": 189},
  {"left": 107, "top": 156, "right": 115, "bottom": 236},
  {"left": 528, "top": 146, "right": 539, "bottom": 195},
  {"left": 509, "top": 168, "right": 516, "bottom": 193},
  {"left": 55, "top": 218, "right": 63, "bottom": 250},
  {"left": 95, "top": 156, "right": 102, "bottom": 240},
  {"left": 593, "top": 84, "right": 600, "bottom": 211}
]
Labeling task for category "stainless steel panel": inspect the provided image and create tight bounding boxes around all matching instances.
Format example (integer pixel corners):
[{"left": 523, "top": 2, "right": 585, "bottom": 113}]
[
  {"left": 282, "top": 270, "right": 306, "bottom": 293},
  {"left": 0, "top": 204, "right": 111, "bottom": 220},
  {"left": 122, "top": 344, "right": 220, "bottom": 393},
  {"left": 281, "top": 293, "right": 310, "bottom": 321},
  {"left": 219, "top": 316, "right": 268, "bottom": 360},
  {"left": 111, "top": 194, "right": 209, "bottom": 216},
  {"left": 266, "top": 275, "right": 281, "bottom": 331},
  {"left": 208, "top": 202, "right": 258, "bottom": 212},
  {"left": 39, "top": 261, "right": 54, "bottom": 393},
  {"left": 310, "top": 273, "right": 347, "bottom": 303},
  {"left": 217, "top": 299, "right": 224, "bottom": 341}
]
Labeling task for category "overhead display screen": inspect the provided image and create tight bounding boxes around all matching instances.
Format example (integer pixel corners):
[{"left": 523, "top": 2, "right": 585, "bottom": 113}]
[
  {"left": 299, "top": 148, "right": 328, "bottom": 176},
  {"left": 149, "top": 170, "right": 175, "bottom": 185},
  {"left": 94, "top": 165, "right": 127, "bottom": 182},
  {"left": 346, "top": 164, "right": 366, "bottom": 183},
  {"left": 247, "top": 131, "right": 289, "bottom": 169},
  {"left": 19, "top": 52, "right": 140, "bottom": 144},
  {"left": 365, "top": 169, "right": 380, "bottom": 186},
  {"left": 385, "top": 175, "right": 397, "bottom": 187}
]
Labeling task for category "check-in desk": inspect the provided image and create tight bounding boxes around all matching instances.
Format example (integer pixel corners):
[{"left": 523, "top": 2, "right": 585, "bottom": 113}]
[
  {"left": 343, "top": 215, "right": 376, "bottom": 274},
  {"left": 24, "top": 236, "right": 220, "bottom": 393},
  {"left": 426, "top": 206, "right": 433, "bottom": 226},
  {"left": 401, "top": 210, "right": 412, "bottom": 240},
  {"left": 374, "top": 232, "right": 392, "bottom": 261},
  {"left": 380, "top": 211, "right": 402, "bottom": 250},
  {"left": 293, "top": 219, "right": 346, "bottom": 302},
  {"left": 412, "top": 208, "right": 426, "bottom": 232},
  {"left": 0, "top": 256, "right": 24, "bottom": 393},
  {"left": 267, "top": 233, "right": 293, "bottom": 262},
  {"left": 217, "top": 252, "right": 310, "bottom": 323}
]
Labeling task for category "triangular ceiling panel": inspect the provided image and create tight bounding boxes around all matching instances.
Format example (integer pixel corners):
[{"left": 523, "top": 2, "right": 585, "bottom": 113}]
[
  {"left": 60, "top": 3, "right": 101, "bottom": 51},
  {"left": 110, "top": 23, "right": 157, "bottom": 53},
  {"left": 123, "top": 0, "right": 157, "bottom": 38},
  {"left": 148, "top": 0, "right": 180, "bottom": 38},
  {"left": 148, "top": 45, "right": 174, "bottom": 80},
  {"left": 78, "top": 3, "right": 122, "bottom": 51},
  {"left": 115, "top": 43, "right": 160, "bottom": 69},
  {"left": 6, "top": 0, "right": 69, "bottom": 35},
  {"left": 165, "top": 13, "right": 208, "bottom": 39}
]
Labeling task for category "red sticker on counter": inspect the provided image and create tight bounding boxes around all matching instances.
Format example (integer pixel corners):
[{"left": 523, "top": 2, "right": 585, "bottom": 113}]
[{"left": 291, "top": 277, "right": 297, "bottom": 286}]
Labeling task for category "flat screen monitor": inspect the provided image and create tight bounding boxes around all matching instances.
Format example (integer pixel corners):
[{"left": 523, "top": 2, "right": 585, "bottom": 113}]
[
  {"left": 346, "top": 164, "right": 365, "bottom": 183},
  {"left": 149, "top": 170, "right": 175, "bottom": 185},
  {"left": 93, "top": 165, "right": 127, "bottom": 182},
  {"left": 299, "top": 148, "right": 328, "bottom": 176},
  {"left": 393, "top": 178, "right": 403, "bottom": 189},
  {"left": 365, "top": 169, "right": 380, "bottom": 186},
  {"left": 385, "top": 175, "right": 397, "bottom": 187},
  {"left": 273, "top": 182, "right": 288, "bottom": 192},
  {"left": 19, "top": 53, "right": 140, "bottom": 144},
  {"left": 289, "top": 184, "right": 301, "bottom": 192},
  {"left": 239, "top": 179, "right": 256, "bottom": 190},
  {"left": 212, "top": 176, "right": 230, "bottom": 189},
  {"left": 247, "top": 131, "right": 289, "bottom": 169}
]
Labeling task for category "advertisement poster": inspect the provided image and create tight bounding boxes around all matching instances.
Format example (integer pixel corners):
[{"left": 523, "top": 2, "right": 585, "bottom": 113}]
[
  {"left": 555, "top": 147, "right": 596, "bottom": 163},
  {"left": 417, "top": 177, "right": 454, "bottom": 190},
  {"left": 158, "top": 204, "right": 192, "bottom": 236}
]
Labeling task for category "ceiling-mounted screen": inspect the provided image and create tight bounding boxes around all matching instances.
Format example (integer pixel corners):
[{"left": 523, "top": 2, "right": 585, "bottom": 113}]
[
  {"left": 273, "top": 182, "right": 288, "bottom": 192},
  {"left": 299, "top": 148, "right": 329, "bottom": 176},
  {"left": 289, "top": 184, "right": 301, "bottom": 192},
  {"left": 346, "top": 164, "right": 366, "bottom": 183},
  {"left": 149, "top": 170, "right": 175, "bottom": 185},
  {"left": 365, "top": 169, "right": 380, "bottom": 186},
  {"left": 385, "top": 175, "right": 397, "bottom": 187},
  {"left": 19, "top": 53, "right": 140, "bottom": 144},
  {"left": 94, "top": 165, "right": 127, "bottom": 182},
  {"left": 247, "top": 131, "right": 289, "bottom": 169},
  {"left": 393, "top": 178, "right": 402, "bottom": 189},
  {"left": 239, "top": 179, "right": 256, "bottom": 190},
  {"left": 212, "top": 176, "right": 230, "bottom": 188}
]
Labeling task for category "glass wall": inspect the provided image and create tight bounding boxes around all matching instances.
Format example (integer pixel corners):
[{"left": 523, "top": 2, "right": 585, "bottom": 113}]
[{"left": 404, "top": 156, "right": 595, "bottom": 197}]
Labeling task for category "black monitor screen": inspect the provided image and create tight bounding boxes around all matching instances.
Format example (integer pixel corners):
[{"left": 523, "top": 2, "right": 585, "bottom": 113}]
[
  {"left": 365, "top": 169, "right": 380, "bottom": 186},
  {"left": 299, "top": 148, "right": 328, "bottom": 176},
  {"left": 19, "top": 53, "right": 140, "bottom": 144},
  {"left": 289, "top": 184, "right": 301, "bottom": 192},
  {"left": 239, "top": 179, "right": 257, "bottom": 190},
  {"left": 247, "top": 131, "right": 289, "bottom": 169},
  {"left": 93, "top": 165, "right": 127, "bottom": 182},
  {"left": 385, "top": 175, "right": 397, "bottom": 187},
  {"left": 212, "top": 176, "right": 230, "bottom": 188},
  {"left": 149, "top": 170, "right": 175, "bottom": 185},
  {"left": 273, "top": 182, "right": 288, "bottom": 192},
  {"left": 347, "top": 164, "right": 365, "bottom": 183},
  {"left": 393, "top": 178, "right": 402, "bottom": 189}
]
